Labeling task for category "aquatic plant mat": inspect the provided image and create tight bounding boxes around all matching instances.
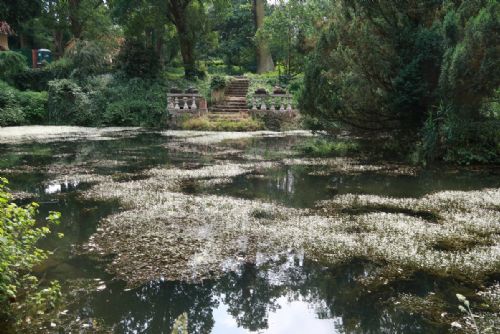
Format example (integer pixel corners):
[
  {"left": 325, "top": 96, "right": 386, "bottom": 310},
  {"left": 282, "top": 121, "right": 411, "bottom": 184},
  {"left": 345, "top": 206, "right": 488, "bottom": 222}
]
[
  {"left": 1, "top": 128, "right": 498, "bottom": 332},
  {"left": 84, "top": 162, "right": 500, "bottom": 285}
]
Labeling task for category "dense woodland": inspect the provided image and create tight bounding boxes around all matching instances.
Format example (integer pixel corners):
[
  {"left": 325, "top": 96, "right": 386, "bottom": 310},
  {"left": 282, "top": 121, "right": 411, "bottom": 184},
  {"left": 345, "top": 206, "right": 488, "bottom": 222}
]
[{"left": 0, "top": 0, "right": 498, "bottom": 165}]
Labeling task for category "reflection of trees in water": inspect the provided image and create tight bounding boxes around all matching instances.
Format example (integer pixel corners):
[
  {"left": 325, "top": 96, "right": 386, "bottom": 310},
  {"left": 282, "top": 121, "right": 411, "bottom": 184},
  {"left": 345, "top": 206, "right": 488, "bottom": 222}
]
[
  {"left": 215, "top": 263, "right": 284, "bottom": 331},
  {"left": 215, "top": 256, "right": 430, "bottom": 333},
  {"left": 85, "top": 280, "right": 217, "bottom": 333},
  {"left": 82, "top": 255, "right": 435, "bottom": 333}
]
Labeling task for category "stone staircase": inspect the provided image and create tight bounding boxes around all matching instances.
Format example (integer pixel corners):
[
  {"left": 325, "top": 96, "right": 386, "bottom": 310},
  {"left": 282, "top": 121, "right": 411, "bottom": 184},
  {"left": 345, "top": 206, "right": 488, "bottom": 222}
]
[{"left": 209, "top": 77, "right": 250, "bottom": 119}]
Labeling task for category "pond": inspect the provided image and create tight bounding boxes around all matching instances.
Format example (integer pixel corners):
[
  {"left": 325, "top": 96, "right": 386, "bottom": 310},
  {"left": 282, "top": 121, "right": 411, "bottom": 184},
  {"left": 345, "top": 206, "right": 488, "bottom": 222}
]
[{"left": 0, "top": 128, "right": 498, "bottom": 333}]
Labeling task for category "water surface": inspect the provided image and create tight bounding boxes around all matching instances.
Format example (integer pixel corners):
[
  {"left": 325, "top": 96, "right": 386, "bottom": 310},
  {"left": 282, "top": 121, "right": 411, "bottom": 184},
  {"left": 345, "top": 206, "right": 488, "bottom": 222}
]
[{"left": 1, "top": 131, "right": 497, "bottom": 333}]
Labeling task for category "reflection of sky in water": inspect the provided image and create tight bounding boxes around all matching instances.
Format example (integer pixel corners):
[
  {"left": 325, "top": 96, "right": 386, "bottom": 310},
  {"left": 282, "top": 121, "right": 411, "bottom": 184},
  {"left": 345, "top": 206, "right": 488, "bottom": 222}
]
[
  {"left": 44, "top": 180, "right": 80, "bottom": 194},
  {"left": 213, "top": 296, "right": 341, "bottom": 334}
]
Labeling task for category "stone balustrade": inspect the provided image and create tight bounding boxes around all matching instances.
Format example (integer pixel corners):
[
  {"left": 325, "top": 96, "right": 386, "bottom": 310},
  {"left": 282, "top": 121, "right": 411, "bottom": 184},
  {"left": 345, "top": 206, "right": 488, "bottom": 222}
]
[
  {"left": 250, "top": 94, "right": 294, "bottom": 112},
  {"left": 167, "top": 93, "right": 208, "bottom": 116}
]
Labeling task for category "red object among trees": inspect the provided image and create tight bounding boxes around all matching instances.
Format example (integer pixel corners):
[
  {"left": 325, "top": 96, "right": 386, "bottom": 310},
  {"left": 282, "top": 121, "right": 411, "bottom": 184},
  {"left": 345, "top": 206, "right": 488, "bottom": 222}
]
[{"left": 0, "top": 21, "right": 15, "bottom": 51}]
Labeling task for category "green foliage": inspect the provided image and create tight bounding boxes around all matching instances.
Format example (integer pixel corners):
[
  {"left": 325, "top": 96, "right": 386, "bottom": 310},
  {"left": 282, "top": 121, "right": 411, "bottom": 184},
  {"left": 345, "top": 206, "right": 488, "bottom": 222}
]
[
  {"left": 259, "top": 0, "right": 328, "bottom": 75},
  {"left": 100, "top": 77, "right": 169, "bottom": 127},
  {"left": 117, "top": 39, "right": 161, "bottom": 78},
  {"left": 66, "top": 40, "right": 110, "bottom": 79},
  {"left": 46, "top": 74, "right": 172, "bottom": 127},
  {"left": 0, "top": 81, "right": 24, "bottom": 126},
  {"left": 0, "top": 81, "right": 48, "bottom": 126},
  {"left": 0, "top": 177, "right": 62, "bottom": 327},
  {"left": 212, "top": 0, "right": 256, "bottom": 71},
  {"left": 10, "top": 58, "right": 73, "bottom": 91},
  {"left": 17, "top": 90, "right": 49, "bottom": 124},
  {"left": 300, "top": 0, "right": 499, "bottom": 164},
  {"left": 47, "top": 79, "right": 93, "bottom": 125},
  {"left": 209, "top": 75, "right": 227, "bottom": 91},
  {"left": 0, "top": 51, "right": 28, "bottom": 83},
  {"left": 181, "top": 116, "right": 264, "bottom": 131}
]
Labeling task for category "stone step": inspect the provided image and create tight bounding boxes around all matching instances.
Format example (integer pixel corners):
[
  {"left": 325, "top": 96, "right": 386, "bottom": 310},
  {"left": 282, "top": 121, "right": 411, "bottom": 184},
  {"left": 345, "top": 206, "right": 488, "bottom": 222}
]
[
  {"left": 221, "top": 100, "right": 248, "bottom": 105},
  {"left": 210, "top": 108, "right": 250, "bottom": 113},
  {"left": 226, "top": 92, "right": 248, "bottom": 95},
  {"left": 214, "top": 105, "right": 248, "bottom": 110},
  {"left": 208, "top": 113, "right": 250, "bottom": 120},
  {"left": 221, "top": 104, "right": 248, "bottom": 108}
]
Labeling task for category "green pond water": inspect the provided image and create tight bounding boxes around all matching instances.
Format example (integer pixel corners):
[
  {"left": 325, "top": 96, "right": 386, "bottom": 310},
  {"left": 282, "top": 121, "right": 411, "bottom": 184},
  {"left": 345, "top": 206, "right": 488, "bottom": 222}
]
[{"left": 1, "top": 131, "right": 498, "bottom": 333}]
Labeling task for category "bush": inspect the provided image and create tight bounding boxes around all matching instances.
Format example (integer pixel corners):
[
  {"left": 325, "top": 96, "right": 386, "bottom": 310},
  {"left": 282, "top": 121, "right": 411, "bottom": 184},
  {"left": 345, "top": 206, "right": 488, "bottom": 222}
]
[
  {"left": 101, "top": 77, "right": 168, "bottom": 127},
  {"left": 0, "top": 178, "right": 62, "bottom": 329},
  {"left": 0, "top": 51, "right": 28, "bottom": 83},
  {"left": 209, "top": 75, "right": 227, "bottom": 91},
  {"left": 65, "top": 40, "right": 109, "bottom": 79},
  {"left": 0, "top": 81, "right": 48, "bottom": 126},
  {"left": 17, "top": 91, "right": 48, "bottom": 124},
  {"left": 47, "top": 79, "right": 93, "bottom": 125},
  {"left": 416, "top": 102, "right": 500, "bottom": 165},
  {"left": 10, "top": 58, "right": 73, "bottom": 91},
  {"left": 0, "top": 81, "right": 24, "bottom": 126}
]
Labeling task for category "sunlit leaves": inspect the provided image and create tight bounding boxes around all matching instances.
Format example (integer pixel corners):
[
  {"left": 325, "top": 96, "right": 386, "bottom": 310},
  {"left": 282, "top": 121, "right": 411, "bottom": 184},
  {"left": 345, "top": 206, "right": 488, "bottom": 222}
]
[{"left": 0, "top": 177, "right": 62, "bottom": 325}]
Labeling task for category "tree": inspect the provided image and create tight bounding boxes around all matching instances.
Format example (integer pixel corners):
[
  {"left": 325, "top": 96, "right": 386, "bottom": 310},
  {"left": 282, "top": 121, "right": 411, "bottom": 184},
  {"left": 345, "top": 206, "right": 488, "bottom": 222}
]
[
  {"left": 111, "top": 0, "right": 170, "bottom": 68},
  {"left": 259, "top": 0, "right": 328, "bottom": 75},
  {"left": 212, "top": 0, "right": 256, "bottom": 71},
  {"left": 300, "top": 0, "right": 499, "bottom": 163},
  {"left": 253, "top": 0, "right": 274, "bottom": 73},
  {"left": 165, "top": 0, "right": 203, "bottom": 78},
  {"left": 0, "top": 0, "right": 41, "bottom": 48}
]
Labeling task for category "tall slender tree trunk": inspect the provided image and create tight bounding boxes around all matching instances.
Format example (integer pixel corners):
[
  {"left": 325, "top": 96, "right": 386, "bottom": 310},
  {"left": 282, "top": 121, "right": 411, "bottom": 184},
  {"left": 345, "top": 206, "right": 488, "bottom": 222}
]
[
  {"left": 68, "top": 0, "right": 83, "bottom": 40},
  {"left": 53, "top": 30, "right": 64, "bottom": 58},
  {"left": 168, "top": 0, "right": 197, "bottom": 78},
  {"left": 253, "top": 0, "right": 274, "bottom": 73},
  {"left": 176, "top": 22, "right": 196, "bottom": 78},
  {"left": 154, "top": 27, "right": 165, "bottom": 68}
]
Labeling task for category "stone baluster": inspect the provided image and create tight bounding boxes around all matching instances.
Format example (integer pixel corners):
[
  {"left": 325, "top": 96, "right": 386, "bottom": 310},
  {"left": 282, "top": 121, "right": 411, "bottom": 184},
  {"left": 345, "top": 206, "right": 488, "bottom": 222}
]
[
  {"left": 286, "top": 95, "right": 292, "bottom": 111},
  {"left": 252, "top": 97, "right": 257, "bottom": 110},
  {"left": 174, "top": 97, "right": 180, "bottom": 110},
  {"left": 183, "top": 97, "right": 189, "bottom": 109},
  {"left": 270, "top": 96, "right": 275, "bottom": 111},
  {"left": 191, "top": 95, "right": 197, "bottom": 109},
  {"left": 261, "top": 97, "right": 267, "bottom": 111},
  {"left": 280, "top": 96, "right": 285, "bottom": 111},
  {"left": 168, "top": 96, "right": 174, "bottom": 110}
]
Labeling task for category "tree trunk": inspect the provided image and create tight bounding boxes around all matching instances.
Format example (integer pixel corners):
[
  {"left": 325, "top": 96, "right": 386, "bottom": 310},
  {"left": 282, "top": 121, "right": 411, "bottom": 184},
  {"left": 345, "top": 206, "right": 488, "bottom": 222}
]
[
  {"left": 53, "top": 30, "right": 64, "bottom": 58},
  {"left": 68, "top": 0, "right": 83, "bottom": 40},
  {"left": 253, "top": 0, "right": 274, "bottom": 73},
  {"left": 178, "top": 30, "right": 196, "bottom": 78},
  {"left": 154, "top": 27, "right": 165, "bottom": 68},
  {"left": 167, "top": 0, "right": 197, "bottom": 79}
]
